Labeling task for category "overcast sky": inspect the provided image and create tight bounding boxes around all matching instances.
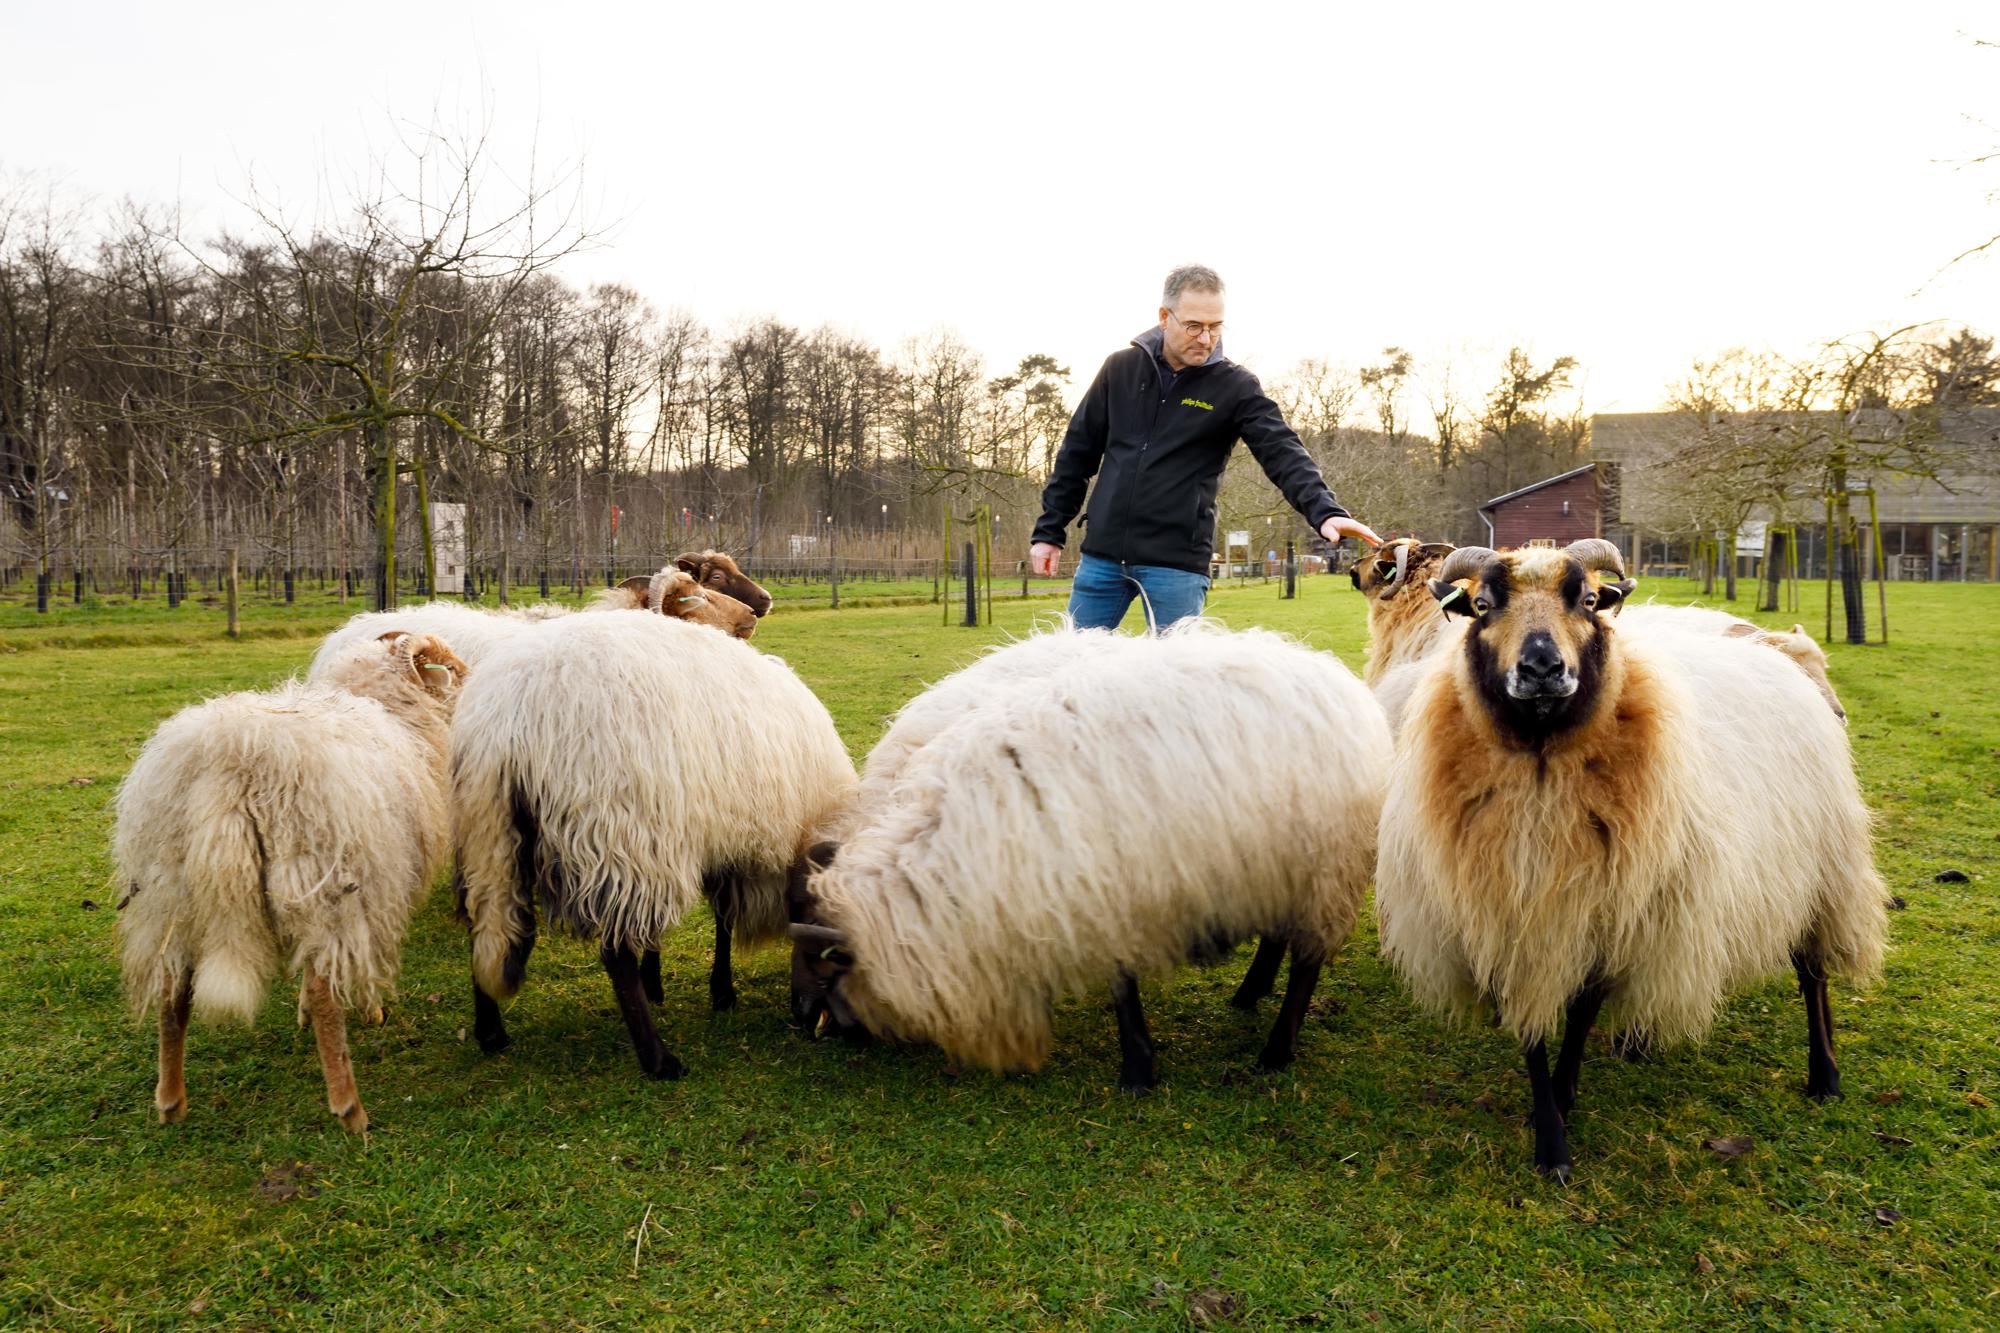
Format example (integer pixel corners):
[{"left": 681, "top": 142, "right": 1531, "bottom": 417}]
[{"left": 8, "top": 1, "right": 1998, "bottom": 421}]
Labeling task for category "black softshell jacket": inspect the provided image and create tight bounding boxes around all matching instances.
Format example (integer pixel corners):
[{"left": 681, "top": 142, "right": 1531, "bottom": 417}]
[{"left": 1031, "top": 327, "right": 1349, "bottom": 574}]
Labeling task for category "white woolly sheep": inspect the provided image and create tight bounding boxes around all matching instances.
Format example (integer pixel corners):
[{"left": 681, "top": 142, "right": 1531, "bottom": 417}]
[
  {"left": 1618, "top": 603, "right": 1846, "bottom": 723},
  {"left": 451, "top": 610, "right": 856, "bottom": 1078},
  {"left": 114, "top": 631, "right": 469, "bottom": 1133},
  {"left": 835, "top": 617, "right": 1301, "bottom": 1010},
  {"left": 1375, "top": 539, "right": 1887, "bottom": 1180},
  {"left": 787, "top": 620, "right": 1391, "bottom": 1092}
]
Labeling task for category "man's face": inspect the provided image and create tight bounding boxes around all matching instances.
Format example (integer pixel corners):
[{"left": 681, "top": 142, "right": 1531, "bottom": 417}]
[{"left": 1158, "top": 289, "right": 1224, "bottom": 371}]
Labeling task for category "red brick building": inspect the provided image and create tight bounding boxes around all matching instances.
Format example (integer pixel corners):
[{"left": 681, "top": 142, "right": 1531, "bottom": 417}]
[{"left": 1479, "top": 463, "right": 1609, "bottom": 547}]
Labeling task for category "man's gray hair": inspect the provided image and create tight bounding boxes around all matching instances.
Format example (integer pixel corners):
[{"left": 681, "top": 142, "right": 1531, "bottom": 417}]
[{"left": 1162, "top": 265, "right": 1224, "bottom": 311}]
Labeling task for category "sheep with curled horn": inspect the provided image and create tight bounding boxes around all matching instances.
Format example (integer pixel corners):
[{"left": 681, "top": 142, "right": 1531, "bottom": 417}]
[
  {"left": 1376, "top": 537, "right": 1886, "bottom": 1181},
  {"left": 788, "top": 621, "right": 1390, "bottom": 1093},
  {"left": 451, "top": 610, "right": 855, "bottom": 1079},
  {"left": 115, "top": 631, "right": 469, "bottom": 1133}
]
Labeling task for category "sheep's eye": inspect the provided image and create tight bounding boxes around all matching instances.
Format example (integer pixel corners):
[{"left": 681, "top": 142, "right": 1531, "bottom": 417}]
[
  {"left": 1473, "top": 597, "right": 1491, "bottom": 615},
  {"left": 709, "top": 572, "right": 726, "bottom": 585},
  {"left": 1581, "top": 590, "right": 1599, "bottom": 609}
]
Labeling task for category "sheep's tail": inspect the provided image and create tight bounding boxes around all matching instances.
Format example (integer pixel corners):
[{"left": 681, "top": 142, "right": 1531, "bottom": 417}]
[
  {"left": 118, "top": 806, "right": 281, "bottom": 1027},
  {"left": 454, "top": 749, "right": 538, "bottom": 1001}
]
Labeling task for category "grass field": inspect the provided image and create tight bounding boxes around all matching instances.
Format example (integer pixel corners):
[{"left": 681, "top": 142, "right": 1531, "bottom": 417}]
[{"left": 1, "top": 575, "right": 1995, "bottom": 1329}]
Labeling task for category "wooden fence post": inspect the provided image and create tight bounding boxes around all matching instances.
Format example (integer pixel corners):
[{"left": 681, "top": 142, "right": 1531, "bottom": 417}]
[{"left": 226, "top": 548, "right": 241, "bottom": 638}]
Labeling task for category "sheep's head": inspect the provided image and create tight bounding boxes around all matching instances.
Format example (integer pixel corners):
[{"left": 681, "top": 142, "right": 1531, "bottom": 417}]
[
  {"left": 786, "top": 841, "right": 866, "bottom": 1041},
  {"left": 674, "top": 550, "right": 772, "bottom": 618},
  {"left": 1350, "top": 538, "right": 1455, "bottom": 602},
  {"left": 1427, "top": 539, "right": 1636, "bottom": 741},
  {"left": 648, "top": 569, "right": 759, "bottom": 639},
  {"left": 373, "top": 630, "right": 469, "bottom": 698}
]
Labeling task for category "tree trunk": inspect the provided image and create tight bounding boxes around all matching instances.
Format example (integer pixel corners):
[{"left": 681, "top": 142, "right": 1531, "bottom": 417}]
[
  {"left": 369, "top": 425, "right": 397, "bottom": 611},
  {"left": 413, "top": 453, "right": 436, "bottom": 597}
]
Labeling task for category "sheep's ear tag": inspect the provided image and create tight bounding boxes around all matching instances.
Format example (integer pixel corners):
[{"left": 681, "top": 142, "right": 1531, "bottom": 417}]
[{"left": 1430, "top": 580, "right": 1474, "bottom": 617}]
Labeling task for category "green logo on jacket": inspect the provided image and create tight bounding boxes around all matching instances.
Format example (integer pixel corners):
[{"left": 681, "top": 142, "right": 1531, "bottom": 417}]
[{"left": 1180, "top": 397, "right": 1214, "bottom": 411}]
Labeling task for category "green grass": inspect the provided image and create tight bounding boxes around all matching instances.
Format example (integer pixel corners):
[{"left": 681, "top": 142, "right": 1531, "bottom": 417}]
[{"left": 1, "top": 576, "right": 1995, "bottom": 1329}]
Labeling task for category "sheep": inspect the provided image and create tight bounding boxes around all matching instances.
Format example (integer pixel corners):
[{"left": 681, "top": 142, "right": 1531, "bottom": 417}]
[
  {"left": 1374, "top": 538, "right": 1887, "bottom": 1180},
  {"left": 668, "top": 549, "right": 774, "bottom": 617},
  {"left": 114, "top": 631, "right": 468, "bottom": 1133},
  {"left": 834, "top": 617, "right": 1303, "bottom": 1011},
  {"left": 308, "top": 565, "right": 763, "bottom": 684},
  {"left": 787, "top": 620, "right": 1391, "bottom": 1092},
  {"left": 451, "top": 610, "right": 856, "bottom": 1078},
  {"left": 1351, "top": 537, "right": 1460, "bottom": 685},
  {"left": 1619, "top": 603, "right": 1846, "bottom": 723}
]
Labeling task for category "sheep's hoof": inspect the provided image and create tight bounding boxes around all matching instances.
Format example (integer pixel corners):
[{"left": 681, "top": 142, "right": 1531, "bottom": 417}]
[
  {"left": 366, "top": 1006, "right": 387, "bottom": 1027},
  {"left": 1807, "top": 1083, "right": 1843, "bottom": 1104},
  {"left": 709, "top": 986, "right": 738, "bottom": 1013},
  {"left": 642, "top": 1050, "right": 688, "bottom": 1081},
  {"left": 156, "top": 1097, "right": 186, "bottom": 1125},
  {"left": 1228, "top": 988, "right": 1269, "bottom": 1012},
  {"left": 475, "top": 1028, "right": 512, "bottom": 1055},
  {"left": 1536, "top": 1160, "right": 1572, "bottom": 1185},
  {"left": 1253, "top": 1047, "right": 1296, "bottom": 1075},
  {"left": 1118, "top": 1079, "right": 1156, "bottom": 1098},
  {"left": 335, "top": 1102, "right": 370, "bottom": 1134}
]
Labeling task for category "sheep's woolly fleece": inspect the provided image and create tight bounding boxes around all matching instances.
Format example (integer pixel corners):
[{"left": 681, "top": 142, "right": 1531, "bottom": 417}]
[
  {"left": 813, "top": 619, "right": 1391, "bottom": 1072},
  {"left": 308, "top": 599, "right": 566, "bottom": 676},
  {"left": 452, "top": 611, "right": 855, "bottom": 998},
  {"left": 1376, "top": 606, "right": 1885, "bottom": 1047},
  {"left": 115, "top": 634, "right": 463, "bottom": 1025}
]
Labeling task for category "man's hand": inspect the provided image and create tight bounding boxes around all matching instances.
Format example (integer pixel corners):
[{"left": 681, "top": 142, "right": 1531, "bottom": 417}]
[
  {"left": 1320, "top": 515, "right": 1382, "bottom": 547},
  {"left": 1028, "top": 542, "right": 1063, "bottom": 577}
]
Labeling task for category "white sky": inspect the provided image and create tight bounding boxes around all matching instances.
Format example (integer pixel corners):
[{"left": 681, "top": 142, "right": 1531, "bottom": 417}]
[{"left": 8, "top": 1, "right": 1999, "bottom": 420}]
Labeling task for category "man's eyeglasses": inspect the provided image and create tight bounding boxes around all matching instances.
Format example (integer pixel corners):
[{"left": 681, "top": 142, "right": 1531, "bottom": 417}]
[{"left": 1169, "top": 311, "right": 1223, "bottom": 340}]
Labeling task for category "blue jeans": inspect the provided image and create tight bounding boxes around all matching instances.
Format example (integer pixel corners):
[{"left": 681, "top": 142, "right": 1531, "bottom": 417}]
[{"left": 1067, "top": 553, "right": 1210, "bottom": 632}]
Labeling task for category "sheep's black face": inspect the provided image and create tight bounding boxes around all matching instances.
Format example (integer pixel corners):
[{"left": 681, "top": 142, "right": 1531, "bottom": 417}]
[
  {"left": 786, "top": 843, "right": 867, "bottom": 1041},
  {"left": 1437, "top": 549, "right": 1629, "bottom": 745}
]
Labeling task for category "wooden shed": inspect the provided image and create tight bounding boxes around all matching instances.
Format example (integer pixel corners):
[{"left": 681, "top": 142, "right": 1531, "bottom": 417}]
[{"left": 1479, "top": 463, "right": 1604, "bottom": 547}]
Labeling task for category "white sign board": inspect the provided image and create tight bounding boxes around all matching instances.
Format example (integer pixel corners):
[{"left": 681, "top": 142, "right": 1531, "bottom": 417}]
[
  {"left": 1736, "top": 520, "right": 1767, "bottom": 558},
  {"left": 430, "top": 503, "right": 466, "bottom": 593},
  {"left": 1225, "top": 530, "right": 1250, "bottom": 549}
]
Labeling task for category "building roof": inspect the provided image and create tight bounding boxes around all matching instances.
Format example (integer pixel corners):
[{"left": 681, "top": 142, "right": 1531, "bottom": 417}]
[{"left": 1478, "top": 463, "right": 1597, "bottom": 513}]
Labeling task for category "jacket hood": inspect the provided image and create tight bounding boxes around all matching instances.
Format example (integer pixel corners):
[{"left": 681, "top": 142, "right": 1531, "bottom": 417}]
[{"left": 1132, "top": 323, "right": 1228, "bottom": 370}]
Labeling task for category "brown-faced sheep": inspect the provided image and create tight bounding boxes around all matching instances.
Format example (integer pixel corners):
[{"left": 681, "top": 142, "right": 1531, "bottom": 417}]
[
  {"left": 1375, "top": 539, "right": 1886, "bottom": 1180},
  {"left": 788, "top": 621, "right": 1390, "bottom": 1092},
  {"left": 114, "top": 632, "right": 468, "bottom": 1133},
  {"left": 451, "top": 611, "right": 855, "bottom": 1079}
]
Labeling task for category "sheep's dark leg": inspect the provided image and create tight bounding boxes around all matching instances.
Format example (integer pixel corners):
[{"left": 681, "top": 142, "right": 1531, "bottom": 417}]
[
  {"left": 1793, "top": 948, "right": 1841, "bottom": 1101},
  {"left": 1255, "top": 952, "right": 1323, "bottom": 1073},
  {"left": 1524, "top": 1038, "right": 1571, "bottom": 1183},
  {"left": 472, "top": 984, "right": 511, "bottom": 1054},
  {"left": 1553, "top": 979, "right": 1611, "bottom": 1118},
  {"left": 154, "top": 967, "right": 193, "bottom": 1124},
  {"left": 303, "top": 962, "right": 367, "bottom": 1133},
  {"left": 639, "top": 949, "right": 663, "bottom": 1006},
  {"left": 1110, "top": 971, "right": 1157, "bottom": 1094},
  {"left": 703, "top": 871, "right": 738, "bottom": 1012},
  {"left": 1229, "top": 935, "right": 1287, "bottom": 1010},
  {"left": 601, "top": 942, "right": 687, "bottom": 1080}
]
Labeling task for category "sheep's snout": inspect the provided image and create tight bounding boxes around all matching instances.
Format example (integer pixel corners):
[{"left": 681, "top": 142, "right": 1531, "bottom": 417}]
[{"left": 1507, "top": 631, "right": 1577, "bottom": 703}]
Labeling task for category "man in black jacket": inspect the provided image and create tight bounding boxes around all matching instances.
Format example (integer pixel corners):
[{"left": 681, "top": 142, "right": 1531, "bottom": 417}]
[{"left": 1029, "top": 265, "right": 1379, "bottom": 629}]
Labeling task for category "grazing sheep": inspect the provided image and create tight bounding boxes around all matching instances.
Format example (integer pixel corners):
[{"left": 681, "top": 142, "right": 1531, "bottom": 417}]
[
  {"left": 308, "top": 556, "right": 771, "bottom": 678},
  {"left": 451, "top": 611, "right": 856, "bottom": 1078},
  {"left": 1375, "top": 539, "right": 1886, "bottom": 1180},
  {"left": 114, "top": 632, "right": 468, "bottom": 1133},
  {"left": 788, "top": 621, "right": 1390, "bottom": 1092}
]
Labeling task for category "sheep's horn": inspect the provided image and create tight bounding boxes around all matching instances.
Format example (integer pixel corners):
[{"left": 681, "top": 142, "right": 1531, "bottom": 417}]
[
  {"left": 1437, "top": 546, "right": 1498, "bottom": 585},
  {"left": 788, "top": 923, "right": 847, "bottom": 948},
  {"left": 1564, "top": 538, "right": 1628, "bottom": 579}
]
